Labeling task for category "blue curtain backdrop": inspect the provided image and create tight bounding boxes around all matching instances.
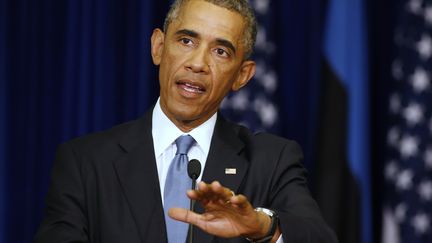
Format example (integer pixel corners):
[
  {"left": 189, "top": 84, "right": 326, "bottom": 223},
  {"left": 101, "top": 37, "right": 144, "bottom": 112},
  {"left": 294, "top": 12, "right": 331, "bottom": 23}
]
[
  {"left": 0, "top": 0, "right": 402, "bottom": 242},
  {"left": 0, "top": 0, "right": 6, "bottom": 238},
  {"left": 1, "top": 0, "right": 168, "bottom": 242}
]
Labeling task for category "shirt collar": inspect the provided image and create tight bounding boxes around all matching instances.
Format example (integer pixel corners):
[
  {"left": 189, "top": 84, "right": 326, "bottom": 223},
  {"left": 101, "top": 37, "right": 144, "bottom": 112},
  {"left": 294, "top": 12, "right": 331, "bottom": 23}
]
[{"left": 152, "top": 98, "right": 217, "bottom": 158}]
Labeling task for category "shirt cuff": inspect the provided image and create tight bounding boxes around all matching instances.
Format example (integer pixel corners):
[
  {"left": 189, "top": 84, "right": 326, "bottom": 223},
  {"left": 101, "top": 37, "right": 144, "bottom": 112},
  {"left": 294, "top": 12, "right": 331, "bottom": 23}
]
[{"left": 276, "top": 234, "right": 283, "bottom": 243}]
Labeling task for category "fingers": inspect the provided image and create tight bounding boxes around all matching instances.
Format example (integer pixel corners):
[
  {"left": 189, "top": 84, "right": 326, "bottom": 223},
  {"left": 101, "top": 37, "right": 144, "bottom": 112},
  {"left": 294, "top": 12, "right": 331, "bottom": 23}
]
[
  {"left": 229, "top": 194, "right": 250, "bottom": 209},
  {"left": 192, "top": 181, "right": 234, "bottom": 202},
  {"left": 188, "top": 181, "right": 251, "bottom": 210},
  {"left": 171, "top": 182, "right": 260, "bottom": 238}
]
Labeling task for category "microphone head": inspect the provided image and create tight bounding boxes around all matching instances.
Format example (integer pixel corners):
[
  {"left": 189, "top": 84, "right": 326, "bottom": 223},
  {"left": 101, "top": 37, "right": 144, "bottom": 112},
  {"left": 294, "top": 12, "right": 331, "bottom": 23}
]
[{"left": 188, "top": 159, "right": 201, "bottom": 180}]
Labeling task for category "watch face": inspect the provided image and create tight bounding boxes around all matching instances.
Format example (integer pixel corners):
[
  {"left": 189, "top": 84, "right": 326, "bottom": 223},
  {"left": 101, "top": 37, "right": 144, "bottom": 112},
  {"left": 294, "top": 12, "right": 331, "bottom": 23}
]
[
  {"left": 255, "top": 207, "right": 277, "bottom": 217},
  {"left": 248, "top": 207, "right": 279, "bottom": 242}
]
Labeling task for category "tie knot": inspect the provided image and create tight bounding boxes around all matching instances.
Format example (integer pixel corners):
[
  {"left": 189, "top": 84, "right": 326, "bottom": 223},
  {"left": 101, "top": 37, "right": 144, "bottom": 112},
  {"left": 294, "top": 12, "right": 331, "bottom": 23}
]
[{"left": 175, "top": 135, "right": 195, "bottom": 155}]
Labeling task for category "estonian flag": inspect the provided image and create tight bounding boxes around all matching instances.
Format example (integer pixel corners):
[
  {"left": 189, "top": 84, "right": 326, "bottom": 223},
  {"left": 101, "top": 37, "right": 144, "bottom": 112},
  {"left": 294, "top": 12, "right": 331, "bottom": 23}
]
[{"left": 313, "top": 0, "right": 371, "bottom": 243}]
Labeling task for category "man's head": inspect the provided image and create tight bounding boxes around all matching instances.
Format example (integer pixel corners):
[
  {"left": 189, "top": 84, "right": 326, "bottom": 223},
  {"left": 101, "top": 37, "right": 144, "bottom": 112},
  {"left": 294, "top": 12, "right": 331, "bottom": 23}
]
[
  {"left": 163, "top": 0, "right": 257, "bottom": 59},
  {"left": 151, "top": 0, "right": 257, "bottom": 132}
]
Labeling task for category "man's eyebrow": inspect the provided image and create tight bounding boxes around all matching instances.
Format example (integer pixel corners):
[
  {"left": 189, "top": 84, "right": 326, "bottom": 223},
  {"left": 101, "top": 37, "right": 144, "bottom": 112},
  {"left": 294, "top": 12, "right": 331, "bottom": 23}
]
[
  {"left": 174, "top": 29, "right": 237, "bottom": 54},
  {"left": 215, "top": 38, "right": 236, "bottom": 54},
  {"left": 174, "top": 29, "right": 199, "bottom": 38}
]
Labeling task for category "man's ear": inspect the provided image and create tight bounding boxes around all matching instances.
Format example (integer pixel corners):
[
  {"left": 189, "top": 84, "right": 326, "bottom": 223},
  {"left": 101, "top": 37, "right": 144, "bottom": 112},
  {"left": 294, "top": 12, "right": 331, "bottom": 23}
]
[
  {"left": 231, "top": 60, "right": 256, "bottom": 91},
  {"left": 151, "top": 28, "right": 165, "bottom": 65}
]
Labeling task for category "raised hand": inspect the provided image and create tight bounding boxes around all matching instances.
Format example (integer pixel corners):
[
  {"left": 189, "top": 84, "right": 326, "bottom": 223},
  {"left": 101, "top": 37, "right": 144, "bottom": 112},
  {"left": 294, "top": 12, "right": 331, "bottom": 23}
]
[{"left": 168, "top": 181, "right": 274, "bottom": 240}]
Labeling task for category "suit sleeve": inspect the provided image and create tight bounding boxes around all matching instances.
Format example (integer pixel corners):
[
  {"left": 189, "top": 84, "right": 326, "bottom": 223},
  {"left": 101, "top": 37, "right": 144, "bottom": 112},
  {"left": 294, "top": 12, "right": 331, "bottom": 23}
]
[
  {"left": 33, "top": 142, "right": 89, "bottom": 243},
  {"left": 269, "top": 141, "right": 338, "bottom": 243}
]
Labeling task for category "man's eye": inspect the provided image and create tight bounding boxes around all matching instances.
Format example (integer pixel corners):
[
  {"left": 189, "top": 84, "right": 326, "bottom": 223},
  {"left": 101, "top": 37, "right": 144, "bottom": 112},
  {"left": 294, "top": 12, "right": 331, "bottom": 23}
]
[
  {"left": 215, "top": 48, "right": 229, "bottom": 57},
  {"left": 180, "top": 38, "right": 193, "bottom": 45}
]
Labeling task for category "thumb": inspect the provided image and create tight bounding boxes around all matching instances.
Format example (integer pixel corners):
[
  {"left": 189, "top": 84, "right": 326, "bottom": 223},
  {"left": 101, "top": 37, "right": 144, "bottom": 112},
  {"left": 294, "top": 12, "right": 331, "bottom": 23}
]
[{"left": 168, "top": 208, "right": 200, "bottom": 224}]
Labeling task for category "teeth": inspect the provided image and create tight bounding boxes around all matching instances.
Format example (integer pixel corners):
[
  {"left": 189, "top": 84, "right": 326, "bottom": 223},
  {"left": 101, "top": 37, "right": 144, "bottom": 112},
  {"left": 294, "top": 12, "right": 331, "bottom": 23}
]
[
  {"left": 182, "top": 82, "right": 204, "bottom": 93},
  {"left": 185, "top": 83, "right": 200, "bottom": 89},
  {"left": 184, "top": 86, "right": 199, "bottom": 93}
]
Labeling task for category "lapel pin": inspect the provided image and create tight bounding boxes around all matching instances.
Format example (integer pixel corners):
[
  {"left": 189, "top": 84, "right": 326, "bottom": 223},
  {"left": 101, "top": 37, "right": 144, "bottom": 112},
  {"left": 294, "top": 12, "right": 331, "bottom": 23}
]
[{"left": 225, "top": 168, "right": 237, "bottom": 175}]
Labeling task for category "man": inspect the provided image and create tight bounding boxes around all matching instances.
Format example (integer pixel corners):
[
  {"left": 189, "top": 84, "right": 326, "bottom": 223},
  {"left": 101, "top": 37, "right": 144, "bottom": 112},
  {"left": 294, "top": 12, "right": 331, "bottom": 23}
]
[{"left": 35, "top": 0, "right": 337, "bottom": 242}]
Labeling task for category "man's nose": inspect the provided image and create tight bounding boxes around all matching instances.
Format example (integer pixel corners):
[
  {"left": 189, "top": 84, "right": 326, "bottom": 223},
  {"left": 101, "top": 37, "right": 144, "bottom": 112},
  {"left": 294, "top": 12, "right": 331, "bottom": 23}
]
[{"left": 185, "top": 47, "right": 210, "bottom": 73}]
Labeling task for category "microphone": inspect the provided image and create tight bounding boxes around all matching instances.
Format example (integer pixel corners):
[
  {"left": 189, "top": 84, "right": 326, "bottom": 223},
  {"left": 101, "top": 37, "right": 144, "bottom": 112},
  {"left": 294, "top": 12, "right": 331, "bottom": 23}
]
[
  {"left": 188, "top": 159, "right": 201, "bottom": 181},
  {"left": 187, "top": 159, "right": 201, "bottom": 243}
]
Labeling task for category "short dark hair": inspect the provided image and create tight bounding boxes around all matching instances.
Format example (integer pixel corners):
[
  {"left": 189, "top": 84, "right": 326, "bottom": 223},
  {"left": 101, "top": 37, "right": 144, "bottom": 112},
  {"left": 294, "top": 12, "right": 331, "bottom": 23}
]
[{"left": 163, "top": 0, "right": 257, "bottom": 59}]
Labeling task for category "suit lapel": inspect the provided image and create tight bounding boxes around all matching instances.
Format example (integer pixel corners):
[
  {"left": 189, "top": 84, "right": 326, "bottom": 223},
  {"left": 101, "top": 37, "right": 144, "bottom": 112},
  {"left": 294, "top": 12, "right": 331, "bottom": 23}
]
[
  {"left": 113, "top": 111, "right": 167, "bottom": 243},
  {"left": 202, "top": 115, "right": 248, "bottom": 193},
  {"left": 194, "top": 114, "right": 249, "bottom": 243}
]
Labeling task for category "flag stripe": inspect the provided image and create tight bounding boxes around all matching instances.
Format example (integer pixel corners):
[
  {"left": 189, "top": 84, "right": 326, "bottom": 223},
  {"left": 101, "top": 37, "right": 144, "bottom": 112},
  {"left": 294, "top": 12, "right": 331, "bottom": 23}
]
[
  {"left": 323, "top": 0, "right": 371, "bottom": 242},
  {"left": 314, "top": 59, "right": 362, "bottom": 243}
]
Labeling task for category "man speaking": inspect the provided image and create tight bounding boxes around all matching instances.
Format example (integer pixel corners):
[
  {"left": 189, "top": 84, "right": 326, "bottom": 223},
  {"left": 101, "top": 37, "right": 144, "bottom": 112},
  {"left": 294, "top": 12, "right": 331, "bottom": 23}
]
[{"left": 34, "top": 0, "right": 337, "bottom": 242}]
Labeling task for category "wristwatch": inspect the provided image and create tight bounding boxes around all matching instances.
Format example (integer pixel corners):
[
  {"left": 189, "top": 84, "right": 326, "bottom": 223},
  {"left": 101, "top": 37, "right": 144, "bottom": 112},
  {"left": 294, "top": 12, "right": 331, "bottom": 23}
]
[{"left": 245, "top": 207, "right": 279, "bottom": 243}]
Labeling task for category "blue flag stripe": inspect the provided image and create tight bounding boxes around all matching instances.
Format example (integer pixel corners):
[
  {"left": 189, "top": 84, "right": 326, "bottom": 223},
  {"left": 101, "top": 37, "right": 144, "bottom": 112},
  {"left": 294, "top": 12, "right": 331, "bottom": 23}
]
[{"left": 324, "top": 0, "right": 371, "bottom": 242}]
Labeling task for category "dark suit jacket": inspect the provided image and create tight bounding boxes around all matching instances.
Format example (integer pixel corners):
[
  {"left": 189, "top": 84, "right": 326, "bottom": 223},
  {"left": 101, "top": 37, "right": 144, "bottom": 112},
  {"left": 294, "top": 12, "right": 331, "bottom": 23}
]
[{"left": 34, "top": 110, "right": 338, "bottom": 243}]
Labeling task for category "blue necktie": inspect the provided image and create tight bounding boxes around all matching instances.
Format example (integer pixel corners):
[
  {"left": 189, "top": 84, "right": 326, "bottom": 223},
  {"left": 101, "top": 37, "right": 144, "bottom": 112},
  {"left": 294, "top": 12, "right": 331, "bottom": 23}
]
[{"left": 164, "top": 135, "right": 195, "bottom": 243}]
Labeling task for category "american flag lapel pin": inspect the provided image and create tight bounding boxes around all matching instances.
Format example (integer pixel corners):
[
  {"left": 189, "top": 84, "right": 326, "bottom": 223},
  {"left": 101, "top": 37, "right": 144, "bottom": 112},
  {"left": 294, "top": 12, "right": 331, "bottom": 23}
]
[{"left": 225, "top": 168, "right": 237, "bottom": 175}]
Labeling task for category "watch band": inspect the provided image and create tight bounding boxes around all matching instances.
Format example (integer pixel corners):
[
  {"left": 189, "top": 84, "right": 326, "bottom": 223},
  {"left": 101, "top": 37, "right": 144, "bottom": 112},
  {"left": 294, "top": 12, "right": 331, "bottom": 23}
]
[{"left": 246, "top": 207, "right": 279, "bottom": 243}]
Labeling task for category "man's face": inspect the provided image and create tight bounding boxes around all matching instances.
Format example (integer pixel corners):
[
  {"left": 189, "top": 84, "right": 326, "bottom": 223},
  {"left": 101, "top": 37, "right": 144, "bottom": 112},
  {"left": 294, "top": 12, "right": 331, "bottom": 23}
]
[{"left": 151, "top": 0, "right": 256, "bottom": 131}]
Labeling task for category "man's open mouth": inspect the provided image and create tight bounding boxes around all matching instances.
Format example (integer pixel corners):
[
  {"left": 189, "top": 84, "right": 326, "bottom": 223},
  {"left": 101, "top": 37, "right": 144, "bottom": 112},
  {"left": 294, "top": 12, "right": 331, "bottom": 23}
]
[{"left": 176, "top": 81, "right": 206, "bottom": 94}]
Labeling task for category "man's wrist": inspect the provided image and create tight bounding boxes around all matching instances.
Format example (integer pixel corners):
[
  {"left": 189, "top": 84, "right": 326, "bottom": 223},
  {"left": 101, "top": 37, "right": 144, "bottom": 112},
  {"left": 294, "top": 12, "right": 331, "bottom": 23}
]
[
  {"left": 246, "top": 208, "right": 279, "bottom": 243},
  {"left": 246, "top": 210, "right": 271, "bottom": 239}
]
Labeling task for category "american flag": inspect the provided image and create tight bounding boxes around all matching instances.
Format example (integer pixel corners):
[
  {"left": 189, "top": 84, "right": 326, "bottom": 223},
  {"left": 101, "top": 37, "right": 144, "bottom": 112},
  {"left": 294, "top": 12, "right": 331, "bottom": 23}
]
[
  {"left": 382, "top": 0, "right": 432, "bottom": 242},
  {"left": 221, "top": 0, "right": 280, "bottom": 134}
]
